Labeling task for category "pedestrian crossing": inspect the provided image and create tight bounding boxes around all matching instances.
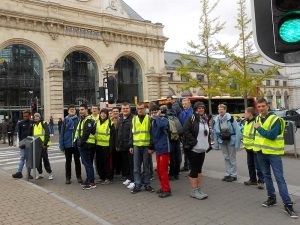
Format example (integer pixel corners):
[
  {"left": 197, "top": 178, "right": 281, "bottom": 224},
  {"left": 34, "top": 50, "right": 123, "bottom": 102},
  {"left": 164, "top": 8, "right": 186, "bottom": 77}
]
[{"left": 0, "top": 144, "right": 65, "bottom": 171}]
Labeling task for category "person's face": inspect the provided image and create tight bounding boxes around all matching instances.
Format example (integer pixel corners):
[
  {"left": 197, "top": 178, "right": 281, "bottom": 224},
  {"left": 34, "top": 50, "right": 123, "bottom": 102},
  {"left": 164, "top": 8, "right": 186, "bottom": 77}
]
[
  {"left": 244, "top": 111, "right": 252, "bottom": 119},
  {"left": 151, "top": 109, "right": 160, "bottom": 118},
  {"left": 257, "top": 103, "right": 269, "bottom": 115},
  {"left": 34, "top": 116, "right": 40, "bottom": 123},
  {"left": 136, "top": 105, "right": 146, "bottom": 116},
  {"left": 182, "top": 100, "right": 191, "bottom": 110},
  {"left": 218, "top": 107, "right": 226, "bottom": 116},
  {"left": 68, "top": 108, "right": 76, "bottom": 117},
  {"left": 100, "top": 112, "right": 107, "bottom": 120},
  {"left": 23, "top": 113, "right": 30, "bottom": 121},
  {"left": 121, "top": 105, "right": 131, "bottom": 116},
  {"left": 108, "top": 111, "right": 113, "bottom": 119},
  {"left": 112, "top": 109, "right": 119, "bottom": 119},
  {"left": 79, "top": 107, "right": 88, "bottom": 117},
  {"left": 92, "top": 106, "right": 99, "bottom": 115},
  {"left": 196, "top": 107, "right": 205, "bottom": 115}
]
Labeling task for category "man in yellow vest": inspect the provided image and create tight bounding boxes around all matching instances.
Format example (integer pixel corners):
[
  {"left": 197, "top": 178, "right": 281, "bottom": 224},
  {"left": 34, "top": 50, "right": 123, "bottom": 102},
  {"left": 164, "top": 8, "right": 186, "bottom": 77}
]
[
  {"left": 254, "top": 98, "right": 297, "bottom": 218},
  {"left": 74, "top": 104, "right": 96, "bottom": 190},
  {"left": 243, "top": 107, "right": 264, "bottom": 189},
  {"left": 129, "top": 102, "right": 154, "bottom": 194},
  {"left": 33, "top": 113, "right": 53, "bottom": 180},
  {"left": 95, "top": 108, "right": 114, "bottom": 185}
]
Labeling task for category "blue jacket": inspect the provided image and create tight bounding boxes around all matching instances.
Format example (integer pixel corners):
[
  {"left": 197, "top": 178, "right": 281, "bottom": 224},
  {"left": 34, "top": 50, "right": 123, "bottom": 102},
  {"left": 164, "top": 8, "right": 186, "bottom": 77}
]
[
  {"left": 59, "top": 115, "right": 79, "bottom": 151},
  {"left": 150, "top": 116, "right": 170, "bottom": 155},
  {"left": 181, "top": 107, "right": 193, "bottom": 125},
  {"left": 213, "top": 113, "right": 241, "bottom": 150}
]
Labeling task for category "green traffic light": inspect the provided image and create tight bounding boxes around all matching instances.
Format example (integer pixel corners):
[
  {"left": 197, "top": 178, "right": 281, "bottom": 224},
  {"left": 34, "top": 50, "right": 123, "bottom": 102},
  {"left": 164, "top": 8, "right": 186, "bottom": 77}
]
[{"left": 279, "top": 18, "right": 300, "bottom": 43}]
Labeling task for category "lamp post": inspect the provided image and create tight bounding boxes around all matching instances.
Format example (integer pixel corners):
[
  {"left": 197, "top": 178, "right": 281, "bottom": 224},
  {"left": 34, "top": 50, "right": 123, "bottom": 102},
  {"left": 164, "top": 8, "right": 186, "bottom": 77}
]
[{"left": 103, "top": 65, "right": 112, "bottom": 107}]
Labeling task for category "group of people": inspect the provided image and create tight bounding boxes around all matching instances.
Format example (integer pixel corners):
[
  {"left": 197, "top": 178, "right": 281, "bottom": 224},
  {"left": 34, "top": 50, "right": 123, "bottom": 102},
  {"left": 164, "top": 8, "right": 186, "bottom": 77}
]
[
  {"left": 0, "top": 119, "right": 15, "bottom": 147},
  {"left": 10, "top": 97, "right": 298, "bottom": 218}
]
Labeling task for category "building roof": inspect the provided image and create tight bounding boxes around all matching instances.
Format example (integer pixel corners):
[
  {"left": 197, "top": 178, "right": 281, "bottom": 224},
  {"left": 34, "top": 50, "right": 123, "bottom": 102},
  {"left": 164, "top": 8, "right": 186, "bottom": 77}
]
[{"left": 120, "top": 0, "right": 144, "bottom": 21}]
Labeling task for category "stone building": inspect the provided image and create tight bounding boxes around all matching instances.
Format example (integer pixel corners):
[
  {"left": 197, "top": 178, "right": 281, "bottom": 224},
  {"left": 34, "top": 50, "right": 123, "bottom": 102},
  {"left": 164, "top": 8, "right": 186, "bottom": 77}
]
[{"left": 0, "top": 0, "right": 168, "bottom": 121}]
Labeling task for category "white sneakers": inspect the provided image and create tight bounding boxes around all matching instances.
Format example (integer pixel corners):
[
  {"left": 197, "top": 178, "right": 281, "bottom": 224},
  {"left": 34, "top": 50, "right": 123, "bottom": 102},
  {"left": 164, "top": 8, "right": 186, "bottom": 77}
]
[
  {"left": 123, "top": 179, "right": 131, "bottom": 185},
  {"left": 127, "top": 182, "right": 135, "bottom": 189},
  {"left": 48, "top": 174, "right": 54, "bottom": 180}
]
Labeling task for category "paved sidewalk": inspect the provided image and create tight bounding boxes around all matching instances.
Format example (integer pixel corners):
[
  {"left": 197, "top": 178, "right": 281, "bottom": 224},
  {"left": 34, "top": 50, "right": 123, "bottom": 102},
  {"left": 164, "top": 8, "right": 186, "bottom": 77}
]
[{"left": 0, "top": 170, "right": 101, "bottom": 225}]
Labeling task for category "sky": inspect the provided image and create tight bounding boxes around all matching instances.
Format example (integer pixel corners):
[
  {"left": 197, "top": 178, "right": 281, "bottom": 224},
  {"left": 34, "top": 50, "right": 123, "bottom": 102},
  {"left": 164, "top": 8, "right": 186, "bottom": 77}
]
[{"left": 125, "top": 0, "right": 253, "bottom": 53}]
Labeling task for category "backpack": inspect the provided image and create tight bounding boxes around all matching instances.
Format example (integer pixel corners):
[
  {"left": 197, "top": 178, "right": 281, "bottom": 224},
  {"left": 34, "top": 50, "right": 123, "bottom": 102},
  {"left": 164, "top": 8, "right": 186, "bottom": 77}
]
[
  {"left": 168, "top": 116, "right": 182, "bottom": 141},
  {"left": 219, "top": 116, "right": 235, "bottom": 141}
]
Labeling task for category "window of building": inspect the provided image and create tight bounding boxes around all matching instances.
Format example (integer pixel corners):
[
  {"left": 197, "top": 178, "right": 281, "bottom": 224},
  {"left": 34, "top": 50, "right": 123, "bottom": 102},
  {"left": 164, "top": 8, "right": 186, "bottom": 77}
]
[
  {"left": 266, "top": 80, "right": 271, "bottom": 86},
  {"left": 283, "top": 81, "right": 287, "bottom": 87},
  {"left": 197, "top": 74, "right": 205, "bottom": 82},
  {"left": 275, "top": 80, "right": 280, "bottom": 86},
  {"left": 181, "top": 75, "right": 189, "bottom": 82}
]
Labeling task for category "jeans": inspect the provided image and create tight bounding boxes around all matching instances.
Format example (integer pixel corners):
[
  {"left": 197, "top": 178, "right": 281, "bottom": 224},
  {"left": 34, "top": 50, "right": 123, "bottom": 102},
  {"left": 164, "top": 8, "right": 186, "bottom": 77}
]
[
  {"left": 261, "top": 154, "right": 292, "bottom": 204},
  {"left": 80, "top": 148, "right": 95, "bottom": 184},
  {"left": 156, "top": 153, "right": 171, "bottom": 192},
  {"left": 133, "top": 146, "right": 151, "bottom": 189},
  {"left": 49, "top": 125, "right": 54, "bottom": 135},
  {"left": 246, "top": 150, "right": 264, "bottom": 183},
  {"left": 254, "top": 151, "right": 264, "bottom": 183},
  {"left": 169, "top": 141, "right": 182, "bottom": 177},
  {"left": 221, "top": 141, "right": 237, "bottom": 177},
  {"left": 37, "top": 149, "right": 52, "bottom": 174},
  {"left": 65, "top": 147, "right": 81, "bottom": 179},
  {"left": 18, "top": 148, "right": 26, "bottom": 173}
]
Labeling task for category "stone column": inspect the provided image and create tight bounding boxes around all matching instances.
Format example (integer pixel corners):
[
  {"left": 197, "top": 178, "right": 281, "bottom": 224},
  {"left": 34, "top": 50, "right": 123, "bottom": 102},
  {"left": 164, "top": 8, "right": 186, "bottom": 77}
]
[
  {"left": 47, "top": 59, "right": 64, "bottom": 122},
  {"left": 145, "top": 73, "right": 160, "bottom": 101},
  {"left": 159, "top": 74, "right": 170, "bottom": 99}
]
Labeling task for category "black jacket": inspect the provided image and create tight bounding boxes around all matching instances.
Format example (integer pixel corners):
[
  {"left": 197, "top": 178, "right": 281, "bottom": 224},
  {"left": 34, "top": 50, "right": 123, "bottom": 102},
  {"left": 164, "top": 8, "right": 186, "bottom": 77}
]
[
  {"left": 18, "top": 120, "right": 33, "bottom": 141},
  {"left": 183, "top": 113, "right": 211, "bottom": 151},
  {"left": 78, "top": 116, "right": 96, "bottom": 149},
  {"left": 117, "top": 114, "right": 133, "bottom": 150}
]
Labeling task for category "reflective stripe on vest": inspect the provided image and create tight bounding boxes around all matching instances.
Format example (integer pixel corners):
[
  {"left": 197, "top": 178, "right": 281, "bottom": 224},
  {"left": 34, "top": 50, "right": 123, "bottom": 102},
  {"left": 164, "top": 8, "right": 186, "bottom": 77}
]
[
  {"left": 243, "top": 120, "right": 255, "bottom": 150},
  {"left": 74, "top": 115, "right": 96, "bottom": 144},
  {"left": 253, "top": 115, "right": 285, "bottom": 155},
  {"left": 33, "top": 122, "right": 51, "bottom": 146},
  {"left": 95, "top": 119, "right": 110, "bottom": 146},
  {"left": 132, "top": 115, "right": 151, "bottom": 146}
]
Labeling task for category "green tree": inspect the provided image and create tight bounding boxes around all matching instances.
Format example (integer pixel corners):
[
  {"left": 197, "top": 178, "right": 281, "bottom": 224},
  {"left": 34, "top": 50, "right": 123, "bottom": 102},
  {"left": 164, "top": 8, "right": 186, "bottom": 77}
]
[
  {"left": 177, "top": 0, "right": 230, "bottom": 115},
  {"left": 220, "top": 0, "right": 278, "bottom": 109}
]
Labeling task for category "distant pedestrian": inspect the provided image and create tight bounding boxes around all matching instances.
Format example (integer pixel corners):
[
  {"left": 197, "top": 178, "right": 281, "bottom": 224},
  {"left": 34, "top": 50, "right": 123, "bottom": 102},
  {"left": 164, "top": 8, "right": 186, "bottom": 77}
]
[
  {"left": 183, "top": 102, "right": 211, "bottom": 200},
  {"left": 1, "top": 119, "right": 8, "bottom": 144},
  {"left": 149, "top": 105, "right": 171, "bottom": 198},
  {"left": 49, "top": 116, "right": 54, "bottom": 136},
  {"left": 59, "top": 105, "right": 82, "bottom": 185},
  {"left": 58, "top": 118, "right": 63, "bottom": 135},
  {"left": 254, "top": 98, "right": 298, "bottom": 219},
  {"left": 213, "top": 104, "right": 241, "bottom": 182},
  {"left": 7, "top": 120, "right": 15, "bottom": 147}
]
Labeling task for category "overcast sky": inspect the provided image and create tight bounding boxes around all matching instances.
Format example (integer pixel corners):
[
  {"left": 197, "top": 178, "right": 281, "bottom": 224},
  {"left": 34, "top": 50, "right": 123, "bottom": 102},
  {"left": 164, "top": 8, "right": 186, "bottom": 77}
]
[{"left": 125, "top": 0, "right": 252, "bottom": 53}]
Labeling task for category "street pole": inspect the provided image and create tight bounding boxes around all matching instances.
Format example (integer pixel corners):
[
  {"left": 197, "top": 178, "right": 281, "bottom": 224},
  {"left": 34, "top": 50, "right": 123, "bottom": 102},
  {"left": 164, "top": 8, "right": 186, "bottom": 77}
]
[{"left": 36, "top": 96, "right": 38, "bottom": 113}]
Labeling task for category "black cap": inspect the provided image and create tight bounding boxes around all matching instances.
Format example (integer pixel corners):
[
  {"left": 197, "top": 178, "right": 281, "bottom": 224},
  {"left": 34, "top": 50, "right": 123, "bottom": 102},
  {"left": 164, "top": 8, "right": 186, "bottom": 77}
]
[{"left": 193, "top": 101, "right": 206, "bottom": 110}]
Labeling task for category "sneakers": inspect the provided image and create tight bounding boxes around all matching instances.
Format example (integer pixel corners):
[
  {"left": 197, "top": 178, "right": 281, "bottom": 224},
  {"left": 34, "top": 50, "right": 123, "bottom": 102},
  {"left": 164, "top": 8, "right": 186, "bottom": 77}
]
[
  {"left": 101, "top": 179, "right": 112, "bottom": 185},
  {"left": 262, "top": 197, "right": 277, "bottom": 207},
  {"left": 82, "top": 183, "right": 96, "bottom": 190},
  {"left": 244, "top": 180, "right": 257, "bottom": 186},
  {"left": 284, "top": 203, "right": 298, "bottom": 219},
  {"left": 48, "top": 174, "right": 54, "bottom": 180},
  {"left": 131, "top": 187, "right": 141, "bottom": 194},
  {"left": 36, "top": 174, "right": 44, "bottom": 180},
  {"left": 144, "top": 186, "right": 155, "bottom": 193},
  {"left": 127, "top": 182, "right": 135, "bottom": 189},
  {"left": 222, "top": 176, "right": 231, "bottom": 181},
  {"left": 27, "top": 175, "right": 33, "bottom": 180},
  {"left": 257, "top": 182, "right": 265, "bottom": 190},
  {"left": 226, "top": 176, "right": 237, "bottom": 182},
  {"left": 66, "top": 178, "right": 71, "bottom": 185},
  {"left": 123, "top": 179, "right": 131, "bottom": 186},
  {"left": 190, "top": 188, "right": 208, "bottom": 200},
  {"left": 159, "top": 192, "right": 172, "bottom": 198},
  {"left": 12, "top": 172, "right": 23, "bottom": 179}
]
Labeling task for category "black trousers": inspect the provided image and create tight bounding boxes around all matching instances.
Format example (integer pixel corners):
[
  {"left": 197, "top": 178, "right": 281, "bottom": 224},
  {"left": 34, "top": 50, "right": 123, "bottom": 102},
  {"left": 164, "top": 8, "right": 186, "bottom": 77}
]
[
  {"left": 113, "top": 149, "right": 121, "bottom": 175},
  {"left": 120, "top": 150, "right": 130, "bottom": 179},
  {"left": 37, "top": 149, "right": 52, "bottom": 174},
  {"left": 169, "top": 140, "right": 182, "bottom": 177},
  {"left": 246, "top": 150, "right": 264, "bottom": 182},
  {"left": 95, "top": 146, "right": 111, "bottom": 180},
  {"left": 65, "top": 147, "right": 81, "bottom": 179},
  {"left": 8, "top": 133, "right": 14, "bottom": 146}
]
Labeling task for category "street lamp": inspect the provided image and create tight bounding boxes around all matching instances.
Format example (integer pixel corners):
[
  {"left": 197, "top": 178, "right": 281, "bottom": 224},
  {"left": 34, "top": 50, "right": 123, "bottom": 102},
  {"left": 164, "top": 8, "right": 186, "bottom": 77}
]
[{"left": 103, "top": 65, "right": 112, "bottom": 105}]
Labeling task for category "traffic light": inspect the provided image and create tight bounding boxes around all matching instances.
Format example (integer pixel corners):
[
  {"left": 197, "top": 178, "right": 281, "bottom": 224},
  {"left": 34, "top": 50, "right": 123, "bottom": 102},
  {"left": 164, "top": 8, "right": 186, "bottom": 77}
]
[
  {"left": 97, "top": 87, "right": 105, "bottom": 102},
  {"left": 107, "top": 76, "right": 118, "bottom": 104},
  {"left": 251, "top": 0, "right": 300, "bottom": 66},
  {"left": 272, "top": 0, "right": 300, "bottom": 53}
]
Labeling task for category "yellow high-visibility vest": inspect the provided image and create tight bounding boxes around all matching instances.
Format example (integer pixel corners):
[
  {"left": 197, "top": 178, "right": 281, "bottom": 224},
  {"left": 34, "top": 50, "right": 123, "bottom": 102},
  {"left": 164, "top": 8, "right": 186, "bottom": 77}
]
[
  {"left": 243, "top": 120, "right": 255, "bottom": 150},
  {"left": 74, "top": 115, "right": 96, "bottom": 144},
  {"left": 253, "top": 115, "right": 285, "bottom": 155},
  {"left": 95, "top": 119, "right": 110, "bottom": 147},
  {"left": 33, "top": 121, "right": 51, "bottom": 146},
  {"left": 132, "top": 115, "right": 151, "bottom": 147}
]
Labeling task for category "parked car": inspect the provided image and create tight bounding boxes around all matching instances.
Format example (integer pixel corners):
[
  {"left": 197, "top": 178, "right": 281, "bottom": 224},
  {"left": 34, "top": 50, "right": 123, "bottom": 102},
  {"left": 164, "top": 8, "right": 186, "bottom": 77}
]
[{"left": 271, "top": 109, "right": 300, "bottom": 128}]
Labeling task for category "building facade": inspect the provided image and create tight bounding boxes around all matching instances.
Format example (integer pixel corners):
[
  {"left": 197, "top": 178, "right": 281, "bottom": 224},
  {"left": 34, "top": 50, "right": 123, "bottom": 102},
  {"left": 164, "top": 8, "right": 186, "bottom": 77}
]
[{"left": 0, "top": 0, "right": 168, "bottom": 121}]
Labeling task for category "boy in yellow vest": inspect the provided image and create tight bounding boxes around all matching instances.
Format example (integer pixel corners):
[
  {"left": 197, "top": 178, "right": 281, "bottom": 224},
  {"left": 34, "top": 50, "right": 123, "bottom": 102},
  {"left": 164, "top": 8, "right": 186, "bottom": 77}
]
[
  {"left": 254, "top": 98, "right": 297, "bottom": 218},
  {"left": 33, "top": 113, "right": 53, "bottom": 180}
]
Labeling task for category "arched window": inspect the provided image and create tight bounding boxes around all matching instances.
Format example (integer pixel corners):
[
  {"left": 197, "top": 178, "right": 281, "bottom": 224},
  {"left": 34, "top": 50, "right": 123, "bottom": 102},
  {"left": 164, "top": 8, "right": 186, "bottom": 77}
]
[{"left": 63, "top": 51, "right": 98, "bottom": 106}]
